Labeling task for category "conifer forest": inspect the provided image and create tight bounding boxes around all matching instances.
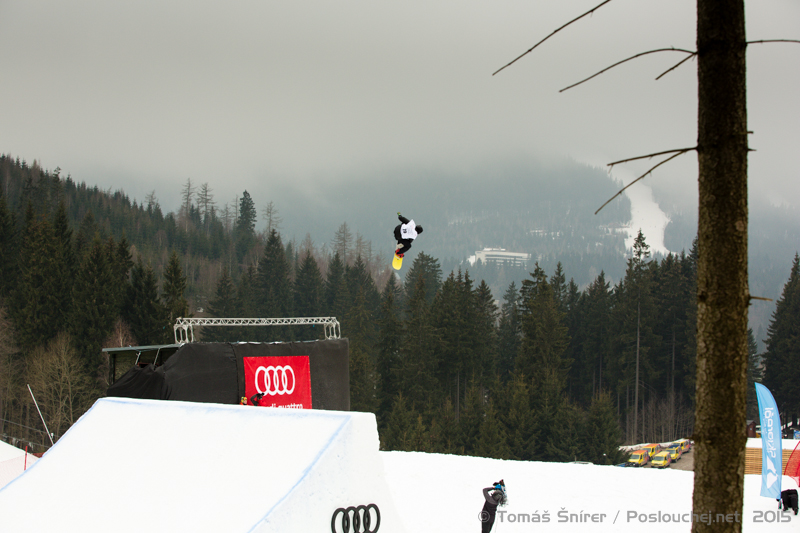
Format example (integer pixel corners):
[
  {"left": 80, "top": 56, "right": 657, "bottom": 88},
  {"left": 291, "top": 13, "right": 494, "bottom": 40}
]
[{"left": 1, "top": 155, "right": 797, "bottom": 462}]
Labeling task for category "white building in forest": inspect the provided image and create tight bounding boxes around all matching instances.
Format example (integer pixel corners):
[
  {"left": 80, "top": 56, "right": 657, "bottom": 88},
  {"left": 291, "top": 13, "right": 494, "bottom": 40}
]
[{"left": 471, "top": 248, "right": 531, "bottom": 267}]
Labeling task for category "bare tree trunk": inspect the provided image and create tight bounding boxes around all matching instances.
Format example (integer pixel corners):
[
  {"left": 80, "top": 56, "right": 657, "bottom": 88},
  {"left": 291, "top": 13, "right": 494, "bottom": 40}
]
[{"left": 692, "top": 0, "right": 748, "bottom": 531}]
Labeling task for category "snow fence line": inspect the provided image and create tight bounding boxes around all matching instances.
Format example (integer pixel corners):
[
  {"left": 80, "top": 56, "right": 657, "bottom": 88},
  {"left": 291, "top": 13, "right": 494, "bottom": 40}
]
[{"left": 0, "top": 397, "right": 405, "bottom": 533}]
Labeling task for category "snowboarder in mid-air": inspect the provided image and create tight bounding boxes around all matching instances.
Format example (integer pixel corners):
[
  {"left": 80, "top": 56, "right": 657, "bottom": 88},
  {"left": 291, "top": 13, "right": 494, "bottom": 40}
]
[
  {"left": 393, "top": 212, "right": 423, "bottom": 270},
  {"left": 479, "top": 480, "right": 507, "bottom": 533}
]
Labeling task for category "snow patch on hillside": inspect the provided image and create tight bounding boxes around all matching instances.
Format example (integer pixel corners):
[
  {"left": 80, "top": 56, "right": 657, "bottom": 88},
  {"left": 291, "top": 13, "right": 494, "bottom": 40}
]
[{"left": 624, "top": 182, "right": 671, "bottom": 256}]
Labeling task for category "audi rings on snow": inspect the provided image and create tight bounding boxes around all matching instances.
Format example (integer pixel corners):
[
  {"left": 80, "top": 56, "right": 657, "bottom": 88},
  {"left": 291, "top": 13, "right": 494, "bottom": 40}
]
[
  {"left": 254, "top": 365, "right": 296, "bottom": 395},
  {"left": 331, "top": 504, "right": 381, "bottom": 533}
]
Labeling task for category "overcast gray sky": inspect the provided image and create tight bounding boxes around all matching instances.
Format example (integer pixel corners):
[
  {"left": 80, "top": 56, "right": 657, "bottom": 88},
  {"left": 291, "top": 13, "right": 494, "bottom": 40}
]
[{"left": 1, "top": 0, "right": 797, "bottom": 216}]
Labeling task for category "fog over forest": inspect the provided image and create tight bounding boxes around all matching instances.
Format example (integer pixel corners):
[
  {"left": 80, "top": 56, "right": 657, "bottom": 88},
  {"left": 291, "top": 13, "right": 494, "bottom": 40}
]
[{"left": 178, "top": 156, "right": 798, "bottom": 351}]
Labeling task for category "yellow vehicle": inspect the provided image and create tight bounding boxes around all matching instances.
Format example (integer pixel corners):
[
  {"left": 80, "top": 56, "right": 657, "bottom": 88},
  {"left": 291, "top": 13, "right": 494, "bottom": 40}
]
[
  {"left": 665, "top": 443, "right": 682, "bottom": 461},
  {"left": 651, "top": 451, "right": 672, "bottom": 469},
  {"left": 641, "top": 443, "right": 662, "bottom": 459},
  {"left": 628, "top": 449, "right": 650, "bottom": 467},
  {"left": 675, "top": 438, "right": 693, "bottom": 453}
]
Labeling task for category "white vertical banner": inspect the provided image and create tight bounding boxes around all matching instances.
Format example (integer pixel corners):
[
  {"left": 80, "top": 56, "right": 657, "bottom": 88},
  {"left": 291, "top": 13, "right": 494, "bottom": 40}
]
[{"left": 755, "top": 382, "right": 782, "bottom": 499}]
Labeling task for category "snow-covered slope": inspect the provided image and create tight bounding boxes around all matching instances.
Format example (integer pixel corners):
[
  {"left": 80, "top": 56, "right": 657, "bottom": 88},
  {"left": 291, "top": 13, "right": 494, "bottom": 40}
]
[
  {"left": 0, "top": 440, "right": 38, "bottom": 490},
  {"left": 0, "top": 398, "right": 402, "bottom": 532},
  {"left": 1, "top": 398, "right": 797, "bottom": 532},
  {"left": 384, "top": 450, "right": 798, "bottom": 532}
]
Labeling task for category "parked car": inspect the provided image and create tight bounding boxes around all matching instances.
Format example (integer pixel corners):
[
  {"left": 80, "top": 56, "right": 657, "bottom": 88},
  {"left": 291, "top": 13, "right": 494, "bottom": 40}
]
[
  {"left": 665, "top": 443, "right": 682, "bottom": 461},
  {"left": 628, "top": 450, "right": 650, "bottom": 467},
  {"left": 676, "top": 438, "right": 693, "bottom": 453},
  {"left": 651, "top": 451, "right": 673, "bottom": 469},
  {"left": 641, "top": 443, "right": 662, "bottom": 459}
]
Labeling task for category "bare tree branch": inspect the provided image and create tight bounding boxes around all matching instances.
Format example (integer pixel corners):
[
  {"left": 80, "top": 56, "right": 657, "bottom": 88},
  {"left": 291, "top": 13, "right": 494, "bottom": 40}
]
[
  {"left": 560, "top": 48, "right": 696, "bottom": 92},
  {"left": 749, "top": 295, "right": 774, "bottom": 302},
  {"left": 656, "top": 39, "right": 800, "bottom": 81},
  {"left": 608, "top": 147, "right": 697, "bottom": 169},
  {"left": 492, "top": 0, "right": 614, "bottom": 76},
  {"left": 655, "top": 53, "right": 697, "bottom": 80},
  {"left": 595, "top": 149, "right": 693, "bottom": 215},
  {"left": 746, "top": 39, "right": 800, "bottom": 46}
]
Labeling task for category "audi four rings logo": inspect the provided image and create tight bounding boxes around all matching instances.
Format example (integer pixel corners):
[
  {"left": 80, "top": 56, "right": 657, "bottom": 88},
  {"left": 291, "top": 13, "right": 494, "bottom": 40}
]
[
  {"left": 331, "top": 504, "right": 381, "bottom": 533},
  {"left": 254, "top": 365, "right": 296, "bottom": 395}
]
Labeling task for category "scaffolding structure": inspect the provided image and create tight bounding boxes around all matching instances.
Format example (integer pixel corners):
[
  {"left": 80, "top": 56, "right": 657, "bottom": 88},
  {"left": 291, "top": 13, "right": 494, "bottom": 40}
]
[{"left": 173, "top": 317, "right": 341, "bottom": 344}]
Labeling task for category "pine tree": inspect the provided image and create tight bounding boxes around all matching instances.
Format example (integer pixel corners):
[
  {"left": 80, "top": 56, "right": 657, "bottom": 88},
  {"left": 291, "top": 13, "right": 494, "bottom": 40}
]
[
  {"left": 549, "top": 261, "right": 568, "bottom": 314},
  {"left": 376, "top": 275, "right": 404, "bottom": 422},
  {"left": 293, "top": 249, "right": 324, "bottom": 339},
  {"left": 574, "top": 272, "right": 611, "bottom": 405},
  {"left": 255, "top": 229, "right": 292, "bottom": 341},
  {"left": 456, "top": 381, "right": 484, "bottom": 455},
  {"left": 562, "top": 277, "right": 583, "bottom": 400},
  {"left": 347, "top": 287, "right": 378, "bottom": 413},
  {"left": 70, "top": 236, "right": 117, "bottom": 374},
  {"left": 108, "top": 235, "right": 133, "bottom": 315},
  {"left": 12, "top": 206, "right": 62, "bottom": 352},
  {"left": 202, "top": 268, "right": 239, "bottom": 342},
  {"left": 682, "top": 238, "right": 699, "bottom": 401},
  {"left": 473, "top": 279, "right": 499, "bottom": 380},
  {"left": 123, "top": 260, "right": 168, "bottom": 346},
  {"left": 325, "top": 252, "right": 346, "bottom": 317},
  {"left": 381, "top": 393, "right": 416, "bottom": 451},
  {"left": 498, "top": 373, "right": 536, "bottom": 460},
  {"left": 345, "top": 256, "right": 381, "bottom": 322},
  {"left": 403, "top": 252, "right": 442, "bottom": 307},
  {"left": 583, "top": 391, "right": 625, "bottom": 464},
  {"left": 0, "top": 195, "right": 16, "bottom": 299},
  {"left": 74, "top": 210, "right": 97, "bottom": 257},
  {"left": 763, "top": 253, "right": 800, "bottom": 420},
  {"left": 162, "top": 251, "right": 189, "bottom": 326},
  {"left": 430, "top": 272, "right": 469, "bottom": 410},
  {"left": 516, "top": 264, "right": 571, "bottom": 386},
  {"left": 397, "top": 274, "right": 439, "bottom": 410},
  {"left": 234, "top": 191, "right": 257, "bottom": 264},
  {"left": 233, "top": 265, "right": 258, "bottom": 341},
  {"left": 606, "top": 231, "right": 662, "bottom": 440},
  {"left": 530, "top": 367, "right": 582, "bottom": 462},
  {"left": 497, "top": 282, "right": 521, "bottom": 381},
  {"left": 653, "top": 252, "right": 693, "bottom": 399},
  {"left": 476, "top": 399, "right": 511, "bottom": 459}
]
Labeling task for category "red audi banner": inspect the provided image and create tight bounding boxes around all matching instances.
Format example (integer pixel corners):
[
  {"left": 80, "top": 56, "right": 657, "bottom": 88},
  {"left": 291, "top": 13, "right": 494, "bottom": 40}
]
[{"left": 243, "top": 356, "right": 312, "bottom": 409}]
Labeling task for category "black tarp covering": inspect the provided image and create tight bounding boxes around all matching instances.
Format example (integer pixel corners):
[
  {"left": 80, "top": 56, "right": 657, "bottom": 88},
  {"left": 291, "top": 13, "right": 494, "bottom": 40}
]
[
  {"left": 106, "top": 363, "right": 166, "bottom": 400},
  {"left": 163, "top": 342, "right": 239, "bottom": 404},
  {"left": 107, "top": 340, "right": 349, "bottom": 410}
]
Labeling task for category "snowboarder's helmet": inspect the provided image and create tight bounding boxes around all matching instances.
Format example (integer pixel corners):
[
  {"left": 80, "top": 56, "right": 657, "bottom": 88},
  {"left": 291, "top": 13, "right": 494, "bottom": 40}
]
[{"left": 415, "top": 225, "right": 423, "bottom": 234}]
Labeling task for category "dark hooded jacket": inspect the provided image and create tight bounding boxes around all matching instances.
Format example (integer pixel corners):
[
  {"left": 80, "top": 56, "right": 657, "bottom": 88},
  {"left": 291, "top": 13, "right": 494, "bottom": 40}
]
[{"left": 481, "top": 486, "right": 505, "bottom": 532}]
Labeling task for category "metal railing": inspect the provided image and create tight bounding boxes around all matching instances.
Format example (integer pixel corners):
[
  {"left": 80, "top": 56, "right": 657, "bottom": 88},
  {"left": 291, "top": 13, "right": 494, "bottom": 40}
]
[{"left": 173, "top": 317, "right": 341, "bottom": 344}]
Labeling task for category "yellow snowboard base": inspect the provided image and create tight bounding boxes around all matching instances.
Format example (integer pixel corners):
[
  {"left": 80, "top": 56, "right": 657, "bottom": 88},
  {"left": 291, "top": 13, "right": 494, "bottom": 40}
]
[{"left": 392, "top": 253, "right": 403, "bottom": 270}]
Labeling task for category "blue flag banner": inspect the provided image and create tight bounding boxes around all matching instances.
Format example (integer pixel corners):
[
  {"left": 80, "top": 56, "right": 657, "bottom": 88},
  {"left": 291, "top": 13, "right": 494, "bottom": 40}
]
[{"left": 755, "top": 383, "right": 782, "bottom": 499}]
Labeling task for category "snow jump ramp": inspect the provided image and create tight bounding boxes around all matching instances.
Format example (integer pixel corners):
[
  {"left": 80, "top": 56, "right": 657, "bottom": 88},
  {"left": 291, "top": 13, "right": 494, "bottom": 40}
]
[{"left": 0, "top": 397, "right": 404, "bottom": 533}]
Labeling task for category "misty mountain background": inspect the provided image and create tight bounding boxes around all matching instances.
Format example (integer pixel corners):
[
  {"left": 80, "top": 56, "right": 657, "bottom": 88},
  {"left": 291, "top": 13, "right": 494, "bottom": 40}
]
[{"left": 4, "top": 153, "right": 797, "bottom": 352}]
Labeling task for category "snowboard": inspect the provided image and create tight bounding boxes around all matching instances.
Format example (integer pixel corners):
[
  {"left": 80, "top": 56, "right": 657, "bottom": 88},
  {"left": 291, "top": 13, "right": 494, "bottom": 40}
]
[{"left": 392, "top": 253, "right": 403, "bottom": 270}]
